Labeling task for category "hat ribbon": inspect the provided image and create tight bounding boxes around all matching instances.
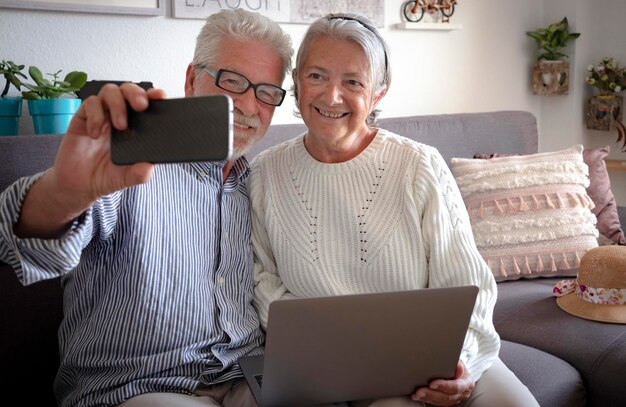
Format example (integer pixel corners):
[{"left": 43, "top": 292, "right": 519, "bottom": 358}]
[{"left": 553, "top": 280, "right": 626, "bottom": 305}]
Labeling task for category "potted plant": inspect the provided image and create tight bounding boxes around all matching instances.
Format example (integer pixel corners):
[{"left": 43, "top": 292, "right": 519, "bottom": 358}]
[
  {"left": 0, "top": 60, "right": 26, "bottom": 136},
  {"left": 526, "top": 17, "right": 581, "bottom": 95},
  {"left": 584, "top": 57, "right": 626, "bottom": 151},
  {"left": 21, "top": 66, "right": 88, "bottom": 134}
]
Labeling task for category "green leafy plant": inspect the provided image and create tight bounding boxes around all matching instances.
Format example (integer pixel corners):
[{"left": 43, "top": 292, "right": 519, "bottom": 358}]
[
  {"left": 0, "top": 60, "right": 26, "bottom": 98},
  {"left": 586, "top": 57, "right": 626, "bottom": 95},
  {"left": 526, "top": 17, "right": 581, "bottom": 61},
  {"left": 21, "top": 66, "right": 88, "bottom": 100}
]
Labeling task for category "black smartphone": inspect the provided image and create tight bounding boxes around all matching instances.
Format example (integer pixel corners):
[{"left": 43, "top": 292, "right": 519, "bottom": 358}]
[{"left": 110, "top": 95, "right": 233, "bottom": 165}]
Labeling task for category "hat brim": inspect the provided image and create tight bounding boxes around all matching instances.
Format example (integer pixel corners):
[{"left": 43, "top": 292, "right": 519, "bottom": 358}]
[{"left": 556, "top": 294, "right": 626, "bottom": 324}]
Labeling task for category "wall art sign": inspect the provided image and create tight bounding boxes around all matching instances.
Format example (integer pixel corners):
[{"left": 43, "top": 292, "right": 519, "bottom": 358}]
[{"left": 172, "top": 0, "right": 384, "bottom": 27}]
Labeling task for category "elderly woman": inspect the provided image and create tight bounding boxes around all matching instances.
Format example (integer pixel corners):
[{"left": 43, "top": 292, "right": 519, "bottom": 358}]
[{"left": 248, "top": 13, "right": 539, "bottom": 407}]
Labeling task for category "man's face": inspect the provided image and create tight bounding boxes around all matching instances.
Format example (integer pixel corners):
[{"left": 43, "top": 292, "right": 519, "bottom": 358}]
[{"left": 185, "top": 38, "right": 284, "bottom": 159}]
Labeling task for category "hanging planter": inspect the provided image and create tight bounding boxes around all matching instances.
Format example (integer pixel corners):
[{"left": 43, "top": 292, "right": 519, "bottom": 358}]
[
  {"left": 585, "top": 95, "right": 623, "bottom": 131},
  {"left": 532, "top": 60, "right": 569, "bottom": 95},
  {"left": 526, "top": 17, "right": 580, "bottom": 97},
  {"left": 584, "top": 57, "right": 626, "bottom": 151}
]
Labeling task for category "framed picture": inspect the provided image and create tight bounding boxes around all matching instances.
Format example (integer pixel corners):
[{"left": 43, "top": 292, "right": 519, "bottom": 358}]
[
  {"left": 172, "top": 0, "right": 384, "bottom": 28},
  {"left": 0, "top": 0, "right": 164, "bottom": 16}
]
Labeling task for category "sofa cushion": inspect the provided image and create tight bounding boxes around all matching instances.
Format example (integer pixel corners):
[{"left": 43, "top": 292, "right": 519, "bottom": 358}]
[
  {"left": 499, "top": 340, "right": 585, "bottom": 407},
  {"left": 495, "top": 278, "right": 626, "bottom": 407},
  {"left": 451, "top": 145, "right": 598, "bottom": 281},
  {"left": 583, "top": 146, "right": 626, "bottom": 245},
  {"left": 475, "top": 146, "right": 626, "bottom": 246}
]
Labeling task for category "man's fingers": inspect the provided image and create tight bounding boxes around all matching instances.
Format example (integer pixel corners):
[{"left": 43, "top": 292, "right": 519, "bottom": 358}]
[
  {"left": 79, "top": 95, "right": 110, "bottom": 138},
  {"left": 125, "top": 163, "right": 154, "bottom": 186},
  {"left": 119, "top": 83, "right": 167, "bottom": 108},
  {"left": 146, "top": 87, "right": 167, "bottom": 100}
]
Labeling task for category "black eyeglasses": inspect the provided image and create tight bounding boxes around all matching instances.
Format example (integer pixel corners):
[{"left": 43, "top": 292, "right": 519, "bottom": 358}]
[{"left": 199, "top": 66, "right": 286, "bottom": 107}]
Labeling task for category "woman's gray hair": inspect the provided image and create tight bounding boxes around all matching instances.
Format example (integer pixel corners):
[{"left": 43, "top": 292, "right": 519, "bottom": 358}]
[
  {"left": 292, "top": 12, "right": 391, "bottom": 126},
  {"left": 192, "top": 8, "right": 293, "bottom": 81}
]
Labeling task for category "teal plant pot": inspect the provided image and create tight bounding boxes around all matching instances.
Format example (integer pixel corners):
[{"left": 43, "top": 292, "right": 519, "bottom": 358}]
[
  {"left": 0, "top": 97, "right": 23, "bottom": 136},
  {"left": 27, "top": 98, "right": 81, "bottom": 134}
]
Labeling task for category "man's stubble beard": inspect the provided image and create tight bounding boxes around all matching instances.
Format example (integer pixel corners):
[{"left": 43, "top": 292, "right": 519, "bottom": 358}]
[
  {"left": 231, "top": 128, "right": 263, "bottom": 159},
  {"left": 231, "top": 110, "right": 264, "bottom": 160}
]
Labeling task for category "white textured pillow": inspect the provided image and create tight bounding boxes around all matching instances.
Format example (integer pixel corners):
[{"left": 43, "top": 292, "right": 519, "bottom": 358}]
[{"left": 451, "top": 145, "right": 599, "bottom": 282}]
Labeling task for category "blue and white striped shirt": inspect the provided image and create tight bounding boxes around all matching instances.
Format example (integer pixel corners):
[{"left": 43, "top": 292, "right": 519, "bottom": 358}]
[{"left": 0, "top": 159, "right": 264, "bottom": 407}]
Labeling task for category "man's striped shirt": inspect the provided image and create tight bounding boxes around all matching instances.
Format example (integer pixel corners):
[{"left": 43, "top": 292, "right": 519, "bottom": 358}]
[{"left": 0, "top": 159, "right": 264, "bottom": 407}]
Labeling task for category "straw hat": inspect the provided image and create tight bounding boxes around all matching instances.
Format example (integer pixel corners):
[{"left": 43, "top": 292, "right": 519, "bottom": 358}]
[{"left": 553, "top": 245, "right": 626, "bottom": 324}]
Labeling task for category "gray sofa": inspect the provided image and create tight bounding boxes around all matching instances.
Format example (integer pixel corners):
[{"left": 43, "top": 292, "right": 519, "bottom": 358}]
[{"left": 1, "top": 111, "right": 625, "bottom": 406}]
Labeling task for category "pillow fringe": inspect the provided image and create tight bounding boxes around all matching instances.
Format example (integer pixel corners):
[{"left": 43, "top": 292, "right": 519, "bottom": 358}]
[
  {"left": 549, "top": 254, "right": 557, "bottom": 272},
  {"left": 466, "top": 191, "right": 597, "bottom": 220},
  {"left": 507, "top": 198, "right": 516, "bottom": 214},
  {"left": 584, "top": 193, "right": 595, "bottom": 210},
  {"left": 490, "top": 252, "right": 584, "bottom": 279},
  {"left": 519, "top": 196, "right": 529, "bottom": 212},
  {"left": 523, "top": 256, "right": 532, "bottom": 275},
  {"left": 495, "top": 200, "right": 504, "bottom": 214},
  {"left": 513, "top": 257, "right": 522, "bottom": 275},
  {"left": 536, "top": 254, "right": 544, "bottom": 272},
  {"left": 560, "top": 253, "right": 571, "bottom": 269},
  {"left": 532, "top": 195, "right": 541, "bottom": 210},
  {"left": 499, "top": 258, "right": 507, "bottom": 277}
]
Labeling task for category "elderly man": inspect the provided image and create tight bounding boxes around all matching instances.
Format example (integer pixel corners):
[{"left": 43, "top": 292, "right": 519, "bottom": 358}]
[{"left": 0, "top": 9, "right": 292, "bottom": 407}]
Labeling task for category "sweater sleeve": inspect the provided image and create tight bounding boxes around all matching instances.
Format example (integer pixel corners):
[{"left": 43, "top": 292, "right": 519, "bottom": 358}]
[
  {"left": 248, "top": 158, "right": 294, "bottom": 329},
  {"left": 415, "top": 147, "right": 500, "bottom": 382}
]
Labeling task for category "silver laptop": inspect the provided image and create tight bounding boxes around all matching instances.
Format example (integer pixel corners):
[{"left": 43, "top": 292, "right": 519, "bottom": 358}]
[{"left": 239, "top": 285, "right": 479, "bottom": 407}]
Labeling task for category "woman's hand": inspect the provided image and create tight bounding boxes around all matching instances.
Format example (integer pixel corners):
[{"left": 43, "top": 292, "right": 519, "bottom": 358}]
[{"left": 410, "top": 361, "right": 475, "bottom": 406}]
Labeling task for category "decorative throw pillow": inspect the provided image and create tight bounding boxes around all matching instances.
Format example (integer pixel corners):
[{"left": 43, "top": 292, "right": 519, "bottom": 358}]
[
  {"left": 582, "top": 146, "right": 626, "bottom": 245},
  {"left": 451, "top": 145, "right": 599, "bottom": 282},
  {"left": 474, "top": 147, "right": 626, "bottom": 246}
]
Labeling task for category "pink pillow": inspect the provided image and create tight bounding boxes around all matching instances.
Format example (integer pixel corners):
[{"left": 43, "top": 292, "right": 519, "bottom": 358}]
[
  {"left": 582, "top": 146, "right": 626, "bottom": 245},
  {"left": 474, "top": 147, "right": 626, "bottom": 245},
  {"left": 453, "top": 145, "right": 599, "bottom": 282}
]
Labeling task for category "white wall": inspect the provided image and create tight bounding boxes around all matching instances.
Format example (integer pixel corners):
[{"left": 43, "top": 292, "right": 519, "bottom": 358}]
[
  {"left": 540, "top": 0, "right": 626, "bottom": 204},
  {"left": 1, "top": 0, "right": 543, "bottom": 126},
  {"left": 1, "top": 0, "right": 624, "bottom": 202}
]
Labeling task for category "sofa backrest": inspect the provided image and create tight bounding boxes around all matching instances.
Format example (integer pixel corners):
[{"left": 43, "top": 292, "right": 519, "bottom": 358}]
[
  {"left": 252, "top": 110, "right": 539, "bottom": 162},
  {"left": 0, "top": 133, "right": 63, "bottom": 192},
  {"left": 0, "top": 111, "right": 539, "bottom": 194}
]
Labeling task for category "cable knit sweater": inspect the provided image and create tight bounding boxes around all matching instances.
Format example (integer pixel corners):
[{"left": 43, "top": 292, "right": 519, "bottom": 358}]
[{"left": 248, "top": 129, "right": 500, "bottom": 381}]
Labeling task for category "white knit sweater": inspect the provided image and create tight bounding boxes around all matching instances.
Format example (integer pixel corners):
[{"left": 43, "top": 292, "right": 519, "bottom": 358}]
[{"left": 248, "top": 129, "right": 500, "bottom": 381}]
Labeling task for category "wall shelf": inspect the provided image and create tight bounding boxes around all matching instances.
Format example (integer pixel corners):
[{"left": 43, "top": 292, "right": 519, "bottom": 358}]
[
  {"left": 395, "top": 22, "right": 462, "bottom": 31},
  {"left": 606, "top": 159, "right": 626, "bottom": 173}
]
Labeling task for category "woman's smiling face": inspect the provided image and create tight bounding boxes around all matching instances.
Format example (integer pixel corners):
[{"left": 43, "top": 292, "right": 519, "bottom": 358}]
[{"left": 296, "top": 36, "right": 378, "bottom": 145}]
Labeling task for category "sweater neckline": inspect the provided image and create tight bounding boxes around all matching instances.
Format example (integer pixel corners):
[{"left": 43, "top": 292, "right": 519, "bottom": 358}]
[{"left": 295, "top": 128, "right": 385, "bottom": 174}]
